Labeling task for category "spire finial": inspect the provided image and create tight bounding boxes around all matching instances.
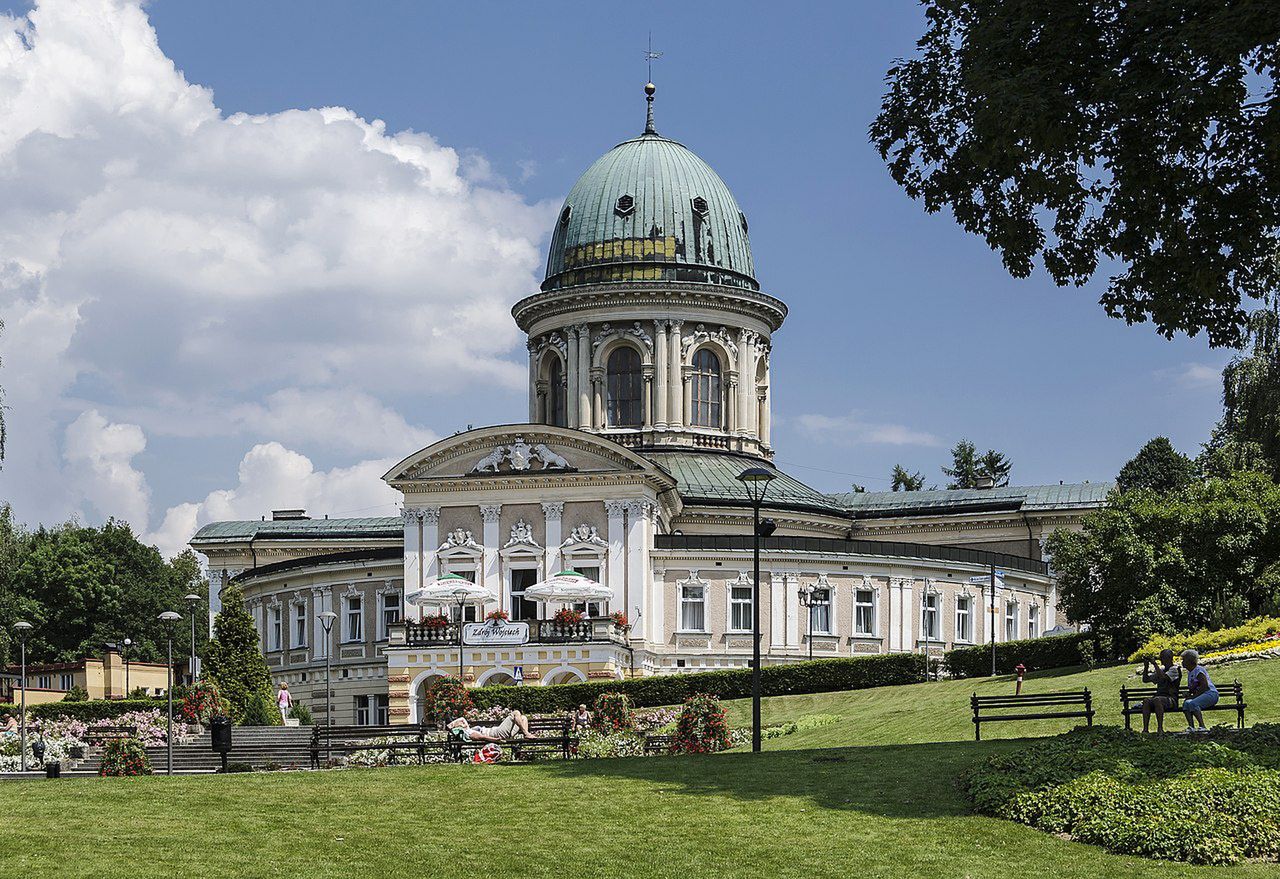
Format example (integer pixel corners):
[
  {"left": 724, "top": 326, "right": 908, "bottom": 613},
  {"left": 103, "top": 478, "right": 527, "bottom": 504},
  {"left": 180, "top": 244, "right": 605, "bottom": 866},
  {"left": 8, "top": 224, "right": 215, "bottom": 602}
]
[{"left": 644, "top": 33, "right": 662, "bottom": 135}]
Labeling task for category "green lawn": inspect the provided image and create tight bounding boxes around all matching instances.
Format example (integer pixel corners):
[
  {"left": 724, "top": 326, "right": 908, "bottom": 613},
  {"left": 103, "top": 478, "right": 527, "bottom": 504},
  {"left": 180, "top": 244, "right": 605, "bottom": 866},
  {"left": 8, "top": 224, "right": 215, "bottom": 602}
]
[{"left": 2, "top": 658, "right": 1278, "bottom": 879}]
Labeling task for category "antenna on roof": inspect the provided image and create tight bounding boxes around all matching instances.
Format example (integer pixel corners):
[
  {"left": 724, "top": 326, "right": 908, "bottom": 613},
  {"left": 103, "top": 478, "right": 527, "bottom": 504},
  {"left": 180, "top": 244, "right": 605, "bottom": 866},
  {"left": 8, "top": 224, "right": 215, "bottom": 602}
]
[{"left": 644, "top": 32, "right": 662, "bottom": 135}]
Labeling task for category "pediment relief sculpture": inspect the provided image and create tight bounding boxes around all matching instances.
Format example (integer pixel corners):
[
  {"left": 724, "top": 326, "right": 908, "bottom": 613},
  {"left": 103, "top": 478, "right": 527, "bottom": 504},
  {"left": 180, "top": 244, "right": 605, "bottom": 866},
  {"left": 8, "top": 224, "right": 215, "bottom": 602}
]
[
  {"left": 504, "top": 519, "right": 540, "bottom": 549},
  {"left": 562, "top": 523, "right": 607, "bottom": 548},
  {"left": 471, "top": 436, "right": 573, "bottom": 474},
  {"left": 440, "top": 528, "right": 482, "bottom": 551}
]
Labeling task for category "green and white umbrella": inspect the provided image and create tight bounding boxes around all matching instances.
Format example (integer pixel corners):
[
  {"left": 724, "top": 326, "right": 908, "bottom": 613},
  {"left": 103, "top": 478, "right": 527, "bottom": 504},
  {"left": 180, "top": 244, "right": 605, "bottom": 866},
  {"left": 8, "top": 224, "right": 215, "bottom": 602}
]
[
  {"left": 525, "top": 570, "right": 613, "bottom": 604},
  {"left": 405, "top": 573, "right": 495, "bottom": 607}
]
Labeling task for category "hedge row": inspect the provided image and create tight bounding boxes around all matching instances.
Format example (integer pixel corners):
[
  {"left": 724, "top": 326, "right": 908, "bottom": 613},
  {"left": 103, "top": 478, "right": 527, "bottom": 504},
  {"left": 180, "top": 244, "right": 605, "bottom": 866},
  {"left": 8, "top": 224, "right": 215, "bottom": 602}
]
[
  {"left": 29, "top": 698, "right": 168, "bottom": 722},
  {"left": 0, "top": 703, "right": 16, "bottom": 718},
  {"left": 470, "top": 653, "right": 926, "bottom": 713},
  {"left": 943, "top": 632, "right": 1094, "bottom": 678}
]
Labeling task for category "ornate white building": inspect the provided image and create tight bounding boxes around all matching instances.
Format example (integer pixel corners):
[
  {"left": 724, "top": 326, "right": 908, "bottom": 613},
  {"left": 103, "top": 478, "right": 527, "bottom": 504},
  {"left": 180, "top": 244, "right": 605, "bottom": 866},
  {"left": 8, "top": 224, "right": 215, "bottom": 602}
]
[{"left": 191, "top": 87, "right": 1109, "bottom": 725}]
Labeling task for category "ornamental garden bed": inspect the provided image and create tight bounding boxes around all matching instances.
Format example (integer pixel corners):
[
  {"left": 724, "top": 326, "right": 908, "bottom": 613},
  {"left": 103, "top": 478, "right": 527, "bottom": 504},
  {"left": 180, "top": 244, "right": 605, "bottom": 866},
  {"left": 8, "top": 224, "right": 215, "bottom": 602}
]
[{"left": 964, "top": 725, "right": 1280, "bottom": 865}]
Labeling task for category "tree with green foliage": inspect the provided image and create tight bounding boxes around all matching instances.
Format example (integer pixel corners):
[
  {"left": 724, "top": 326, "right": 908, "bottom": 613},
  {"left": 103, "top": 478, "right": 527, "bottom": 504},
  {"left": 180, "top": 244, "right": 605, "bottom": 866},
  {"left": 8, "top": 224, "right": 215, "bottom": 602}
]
[
  {"left": 203, "top": 585, "right": 277, "bottom": 725},
  {"left": 891, "top": 465, "right": 925, "bottom": 492},
  {"left": 1047, "top": 471, "right": 1280, "bottom": 654},
  {"left": 942, "top": 439, "right": 1011, "bottom": 489},
  {"left": 0, "top": 318, "right": 7, "bottom": 468},
  {"left": 1209, "top": 304, "right": 1280, "bottom": 476},
  {"left": 872, "top": 2, "right": 1280, "bottom": 347},
  {"left": 977, "top": 450, "right": 1011, "bottom": 487},
  {"left": 1116, "top": 437, "right": 1196, "bottom": 494}
]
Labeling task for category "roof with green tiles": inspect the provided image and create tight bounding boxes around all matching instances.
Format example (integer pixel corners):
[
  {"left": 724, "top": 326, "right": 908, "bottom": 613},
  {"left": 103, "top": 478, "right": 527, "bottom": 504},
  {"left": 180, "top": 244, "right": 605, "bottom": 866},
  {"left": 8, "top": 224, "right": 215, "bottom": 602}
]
[
  {"left": 542, "top": 96, "right": 755, "bottom": 293},
  {"left": 827, "top": 482, "right": 1114, "bottom": 519},
  {"left": 644, "top": 451, "right": 844, "bottom": 515},
  {"left": 190, "top": 516, "right": 401, "bottom": 544}
]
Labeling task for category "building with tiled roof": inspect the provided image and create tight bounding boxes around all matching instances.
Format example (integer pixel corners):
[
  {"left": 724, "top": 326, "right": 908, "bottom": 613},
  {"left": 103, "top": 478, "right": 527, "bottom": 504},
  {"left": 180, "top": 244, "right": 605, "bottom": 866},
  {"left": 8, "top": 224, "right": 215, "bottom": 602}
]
[{"left": 191, "top": 86, "right": 1107, "bottom": 725}]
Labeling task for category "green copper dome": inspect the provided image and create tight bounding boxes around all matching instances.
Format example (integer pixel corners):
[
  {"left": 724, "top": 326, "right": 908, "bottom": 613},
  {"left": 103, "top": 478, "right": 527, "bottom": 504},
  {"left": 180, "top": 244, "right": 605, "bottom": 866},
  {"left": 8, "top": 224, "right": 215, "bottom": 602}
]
[{"left": 543, "top": 104, "right": 756, "bottom": 293}]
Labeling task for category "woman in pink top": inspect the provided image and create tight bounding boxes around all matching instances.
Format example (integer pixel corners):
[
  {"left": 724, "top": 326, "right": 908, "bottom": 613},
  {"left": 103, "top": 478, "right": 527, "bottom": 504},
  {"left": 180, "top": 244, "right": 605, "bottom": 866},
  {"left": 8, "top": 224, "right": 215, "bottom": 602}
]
[{"left": 276, "top": 683, "right": 293, "bottom": 724}]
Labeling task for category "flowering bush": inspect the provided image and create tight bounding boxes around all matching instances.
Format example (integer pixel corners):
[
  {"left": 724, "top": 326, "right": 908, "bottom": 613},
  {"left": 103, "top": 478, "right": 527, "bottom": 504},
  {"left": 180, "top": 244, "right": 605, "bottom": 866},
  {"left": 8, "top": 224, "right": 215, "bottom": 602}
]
[
  {"left": 609, "top": 611, "right": 630, "bottom": 629},
  {"left": 179, "top": 679, "right": 230, "bottom": 726},
  {"left": 35, "top": 709, "right": 192, "bottom": 748},
  {"left": 0, "top": 733, "right": 90, "bottom": 772},
  {"left": 1202, "top": 639, "right": 1280, "bottom": 664},
  {"left": 1130, "top": 616, "right": 1280, "bottom": 662},
  {"left": 591, "top": 692, "right": 636, "bottom": 733},
  {"left": 422, "top": 613, "right": 451, "bottom": 631},
  {"left": 575, "top": 729, "right": 645, "bottom": 759},
  {"left": 99, "top": 737, "right": 152, "bottom": 777},
  {"left": 466, "top": 703, "right": 514, "bottom": 723},
  {"left": 485, "top": 609, "right": 510, "bottom": 621},
  {"left": 671, "top": 693, "right": 730, "bottom": 754},
  {"left": 635, "top": 707, "right": 679, "bottom": 733},
  {"left": 553, "top": 608, "right": 583, "bottom": 625},
  {"left": 343, "top": 734, "right": 451, "bottom": 767},
  {"left": 422, "top": 677, "right": 473, "bottom": 725}
]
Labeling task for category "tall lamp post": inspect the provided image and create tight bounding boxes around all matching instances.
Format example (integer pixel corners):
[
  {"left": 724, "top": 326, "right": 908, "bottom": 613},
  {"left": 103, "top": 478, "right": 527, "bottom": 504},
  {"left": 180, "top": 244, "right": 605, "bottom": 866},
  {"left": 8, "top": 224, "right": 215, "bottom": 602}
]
[
  {"left": 122, "top": 637, "right": 132, "bottom": 696},
  {"left": 452, "top": 588, "right": 471, "bottom": 681},
  {"left": 13, "top": 621, "right": 32, "bottom": 772},
  {"left": 797, "top": 584, "right": 815, "bottom": 661},
  {"left": 183, "top": 593, "right": 201, "bottom": 684},
  {"left": 158, "top": 611, "right": 182, "bottom": 775},
  {"left": 318, "top": 610, "right": 338, "bottom": 766},
  {"left": 736, "top": 466, "right": 776, "bottom": 753}
]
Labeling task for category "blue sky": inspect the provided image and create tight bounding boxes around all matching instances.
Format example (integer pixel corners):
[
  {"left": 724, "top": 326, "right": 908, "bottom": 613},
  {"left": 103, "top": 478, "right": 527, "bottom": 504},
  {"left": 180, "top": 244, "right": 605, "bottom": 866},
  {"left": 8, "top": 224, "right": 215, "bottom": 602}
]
[{"left": 0, "top": 1, "right": 1229, "bottom": 552}]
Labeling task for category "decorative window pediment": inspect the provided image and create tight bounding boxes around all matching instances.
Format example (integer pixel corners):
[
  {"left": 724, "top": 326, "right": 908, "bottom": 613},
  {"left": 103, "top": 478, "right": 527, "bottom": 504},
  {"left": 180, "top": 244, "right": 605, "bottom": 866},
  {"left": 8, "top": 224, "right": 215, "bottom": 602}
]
[
  {"left": 561, "top": 523, "right": 607, "bottom": 554},
  {"left": 500, "top": 519, "right": 544, "bottom": 558}
]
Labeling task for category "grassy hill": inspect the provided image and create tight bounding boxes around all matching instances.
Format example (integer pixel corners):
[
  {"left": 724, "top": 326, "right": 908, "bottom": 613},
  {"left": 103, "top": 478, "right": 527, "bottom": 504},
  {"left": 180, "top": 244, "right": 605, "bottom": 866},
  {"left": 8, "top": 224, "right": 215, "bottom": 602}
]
[{"left": 2, "top": 658, "right": 1278, "bottom": 879}]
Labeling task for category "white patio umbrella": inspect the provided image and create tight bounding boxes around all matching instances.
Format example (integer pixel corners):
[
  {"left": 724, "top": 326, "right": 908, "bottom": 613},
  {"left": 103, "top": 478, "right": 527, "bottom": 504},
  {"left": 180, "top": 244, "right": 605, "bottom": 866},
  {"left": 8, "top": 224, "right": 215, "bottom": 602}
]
[
  {"left": 405, "top": 573, "right": 496, "bottom": 607},
  {"left": 525, "top": 570, "right": 613, "bottom": 604}
]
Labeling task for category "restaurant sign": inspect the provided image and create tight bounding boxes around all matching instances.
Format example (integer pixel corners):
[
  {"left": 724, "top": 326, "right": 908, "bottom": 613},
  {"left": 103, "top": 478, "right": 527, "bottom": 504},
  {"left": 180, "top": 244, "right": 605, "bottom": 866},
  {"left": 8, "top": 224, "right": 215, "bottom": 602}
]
[{"left": 462, "top": 619, "right": 530, "bottom": 647}]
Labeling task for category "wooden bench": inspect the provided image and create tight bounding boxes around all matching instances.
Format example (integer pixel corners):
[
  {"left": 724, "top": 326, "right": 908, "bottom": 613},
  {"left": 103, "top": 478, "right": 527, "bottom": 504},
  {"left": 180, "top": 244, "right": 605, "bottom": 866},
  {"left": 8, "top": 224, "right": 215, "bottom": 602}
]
[
  {"left": 310, "top": 723, "right": 449, "bottom": 768},
  {"left": 971, "top": 689, "right": 1094, "bottom": 741},
  {"left": 510, "top": 715, "right": 576, "bottom": 761},
  {"left": 85, "top": 725, "right": 137, "bottom": 745},
  {"left": 643, "top": 734, "right": 674, "bottom": 755},
  {"left": 1119, "top": 680, "right": 1246, "bottom": 730}
]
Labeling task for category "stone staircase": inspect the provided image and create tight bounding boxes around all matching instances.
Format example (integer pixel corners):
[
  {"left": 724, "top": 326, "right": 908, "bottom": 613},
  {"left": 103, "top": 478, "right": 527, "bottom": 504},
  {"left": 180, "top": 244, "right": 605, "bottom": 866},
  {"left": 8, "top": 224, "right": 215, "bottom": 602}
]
[{"left": 79, "top": 725, "right": 315, "bottom": 774}]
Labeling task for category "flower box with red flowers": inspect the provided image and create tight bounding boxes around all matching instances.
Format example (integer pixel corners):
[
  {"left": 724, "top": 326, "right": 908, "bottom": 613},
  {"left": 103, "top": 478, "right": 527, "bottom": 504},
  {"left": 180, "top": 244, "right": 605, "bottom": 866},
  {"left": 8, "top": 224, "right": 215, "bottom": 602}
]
[
  {"left": 553, "top": 608, "right": 584, "bottom": 626},
  {"left": 485, "top": 609, "right": 510, "bottom": 622},
  {"left": 422, "top": 613, "right": 451, "bottom": 631},
  {"left": 609, "top": 611, "right": 630, "bottom": 630}
]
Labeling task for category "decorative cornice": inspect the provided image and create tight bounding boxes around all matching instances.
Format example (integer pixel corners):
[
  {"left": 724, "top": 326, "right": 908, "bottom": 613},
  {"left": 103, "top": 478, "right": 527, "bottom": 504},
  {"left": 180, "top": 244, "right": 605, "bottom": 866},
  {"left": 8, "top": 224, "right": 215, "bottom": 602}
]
[{"left": 511, "top": 282, "right": 788, "bottom": 334}]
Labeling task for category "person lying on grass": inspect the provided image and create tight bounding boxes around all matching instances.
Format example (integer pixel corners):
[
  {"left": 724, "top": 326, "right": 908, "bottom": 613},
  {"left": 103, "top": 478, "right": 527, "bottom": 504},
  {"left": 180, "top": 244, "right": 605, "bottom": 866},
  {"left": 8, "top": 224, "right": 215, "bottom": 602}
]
[
  {"left": 1179, "top": 649, "right": 1218, "bottom": 734},
  {"left": 0, "top": 712, "right": 17, "bottom": 735},
  {"left": 448, "top": 710, "right": 538, "bottom": 744},
  {"left": 1141, "top": 648, "right": 1182, "bottom": 733}
]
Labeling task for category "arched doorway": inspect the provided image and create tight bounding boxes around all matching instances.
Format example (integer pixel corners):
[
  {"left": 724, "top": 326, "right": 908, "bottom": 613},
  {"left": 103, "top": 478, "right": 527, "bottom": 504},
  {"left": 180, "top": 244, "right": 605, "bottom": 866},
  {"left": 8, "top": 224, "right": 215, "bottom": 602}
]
[
  {"left": 412, "top": 673, "right": 446, "bottom": 723},
  {"left": 543, "top": 668, "right": 587, "bottom": 686},
  {"left": 480, "top": 671, "right": 516, "bottom": 687}
]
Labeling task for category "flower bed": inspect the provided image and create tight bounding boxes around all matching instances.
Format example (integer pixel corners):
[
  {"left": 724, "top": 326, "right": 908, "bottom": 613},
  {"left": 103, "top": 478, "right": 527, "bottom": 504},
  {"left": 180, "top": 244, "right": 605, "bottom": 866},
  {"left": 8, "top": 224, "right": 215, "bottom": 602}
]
[
  {"left": 0, "top": 733, "right": 90, "bottom": 772},
  {"left": 1201, "top": 639, "right": 1280, "bottom": 665},
  {"left": 35, "top": 708, "right": 193, "bottom": 748},
  {"left": 1129, "top": 616, "right": 1280, "bottom": 662},
  {"left": 964, "top": 725, "right": 1280, "bottom": 865}
]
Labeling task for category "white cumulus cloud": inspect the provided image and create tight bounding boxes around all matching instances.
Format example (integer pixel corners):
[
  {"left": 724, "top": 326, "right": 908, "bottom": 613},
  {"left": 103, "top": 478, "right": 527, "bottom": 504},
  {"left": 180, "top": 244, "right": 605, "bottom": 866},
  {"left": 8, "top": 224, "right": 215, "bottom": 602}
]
[{"left": 795, "top": 411, "right": 943, "bottom": 448}]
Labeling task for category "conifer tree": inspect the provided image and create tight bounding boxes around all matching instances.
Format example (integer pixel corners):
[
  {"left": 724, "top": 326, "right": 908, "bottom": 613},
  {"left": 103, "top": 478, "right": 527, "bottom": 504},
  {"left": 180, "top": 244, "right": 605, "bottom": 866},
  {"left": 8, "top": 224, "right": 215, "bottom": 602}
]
[{"left": 204, "top": 585, "right": 276, "bottom": 724}]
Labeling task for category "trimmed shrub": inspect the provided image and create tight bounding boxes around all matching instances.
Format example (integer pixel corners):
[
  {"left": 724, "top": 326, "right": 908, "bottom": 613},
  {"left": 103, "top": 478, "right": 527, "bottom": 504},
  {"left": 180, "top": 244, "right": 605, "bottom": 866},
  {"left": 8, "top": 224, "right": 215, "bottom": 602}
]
[
  {"left": 671, "top": 694, "right": 730, "bottom": 754},
  {"left": 0, "top": 703, "right": 17, "bottom": 718},
  {"left": 289, "top": 702, "right": 314, "bottom": 725},
  {"left": 470, "top": 653, "right": 925, "bottom": 713},
  {"left": 30, "top": 699, "right": 165, "bottom": 722},
  {"left": 591, "top": 692, "right": 635, "bottom": 733},
  {"left": 965, "top": 725, "right": 1280, "bottom": 865},
  {"left": 99, "top": 737, "right": 152, "bottom": 777},
  {"left": 1129, "top": 616, "right": 1280, "bottom": 662},
  {"left": 944, "top": 632, "right": 1095, "bottom": 678},
  {"left": 62, "top": 685, "right": 89, "bottom": 702},
  {"left": 239, "top": 690, "right": 280, "bottom": 727},
  {"left": 423, "top": 677, "right": 473, "bottom": 724},
  {"left": 178, "top": 679, "right": 230, "bottom": 726}
]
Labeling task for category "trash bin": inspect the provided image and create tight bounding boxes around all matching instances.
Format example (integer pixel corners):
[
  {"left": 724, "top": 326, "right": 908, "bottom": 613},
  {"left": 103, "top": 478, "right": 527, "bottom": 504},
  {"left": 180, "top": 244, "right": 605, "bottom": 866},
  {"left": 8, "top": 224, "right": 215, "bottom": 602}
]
[
  {"left": 45, "top": 761, "right": 60, "bottom": 779},
  {"left": 210, "top": 715, "right": 232, "bottom": 772}
]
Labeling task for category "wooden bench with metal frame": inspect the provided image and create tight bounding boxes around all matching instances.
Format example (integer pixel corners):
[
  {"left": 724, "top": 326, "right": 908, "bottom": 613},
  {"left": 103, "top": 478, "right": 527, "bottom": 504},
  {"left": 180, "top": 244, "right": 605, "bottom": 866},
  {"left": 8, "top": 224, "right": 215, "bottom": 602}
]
[
  {"left": 1119, "top": 680, "right": 1246, "bottom": 730},
  {"left": 310, "top": 722, "right": 448, "bottom": 768},
  {"left": 85, "top": 724, "right": 138, "bottom": 745},
  {"left": 970, "top": 689, "right": 1094, "bottom": 741}
]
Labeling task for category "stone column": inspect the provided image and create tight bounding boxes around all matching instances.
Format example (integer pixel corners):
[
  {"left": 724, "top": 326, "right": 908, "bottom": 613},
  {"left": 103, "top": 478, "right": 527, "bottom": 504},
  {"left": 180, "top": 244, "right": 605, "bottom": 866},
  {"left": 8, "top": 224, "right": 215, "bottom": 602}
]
[
  {"left": 527, "top": 340, "right": 538, "bottom": 423},
  {"left": 577, "top": 324, "right": 592, "bottom": 429},
  {"left": 480, "top": 504, "right": 502, "bottom": 610},
  {"left": 590, "top": 366, "right": 605, "bottom": 429},
  {"left": 769, "top": 570, "right": 784, "bottom": 649},
  {"left": 758, "top": 384, "right": 771, "bottom": 447},
  {"left": 682, "top": 365, "right": 693, "bottom": 427},
  {"left": 626, "top": 500, "right": 651, "bottom": 639},
  {"left": 207, "top": 569, "right": 224, "bottom": 638},
  {"left": 542, "top": 502, "right": 564, "bottom": 577},
  {"left": 651, "top": 566, "right": 666, "bottom": 645},
  {"left": 667, "top": 321, "right": 683, "bottom": 428},
  {"left": 654, "top": 321, "right": 669, "bottom": 428},
  {"left": 642, "top": 367, "right": 654, "bottom": 428},
  {"left": 604, "top": 500, "right": 627, "bottom": 613},
  {"left": 421, "top": 506, "right": 441, "bottom": 598},
  {"left": 784, "top": 573, "right": 801, "bottom": 648},
  {"left": 736, "top": 329, "right": 754, "bottom": 438},
  {"left": 566, "top": 328, "right": 579, "bottom": 428},
  {"left": 726, "top": 375, "right": 739, "bottom": 433},
  {"left": 401, "top": 508, "right": 421, "bottom": 619}
]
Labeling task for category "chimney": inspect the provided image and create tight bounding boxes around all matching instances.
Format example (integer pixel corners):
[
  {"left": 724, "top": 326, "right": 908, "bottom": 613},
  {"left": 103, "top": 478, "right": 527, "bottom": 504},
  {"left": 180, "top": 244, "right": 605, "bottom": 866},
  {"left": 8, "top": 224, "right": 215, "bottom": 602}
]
[
  {"left": 974, "top": 475, "right": 995, "bottom": 490},
  {"left": 271, "top": 509, "right": 310, "bottom": 521}
]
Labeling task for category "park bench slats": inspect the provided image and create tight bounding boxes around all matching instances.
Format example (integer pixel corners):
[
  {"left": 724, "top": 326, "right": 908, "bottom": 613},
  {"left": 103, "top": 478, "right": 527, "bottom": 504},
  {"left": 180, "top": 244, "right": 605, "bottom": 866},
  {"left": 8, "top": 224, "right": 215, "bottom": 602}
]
[
  {"left": 310, "top": 722, "right": 445, "bottom": 768},
  {"left": 971, "top": 689, "right": 1093, "bottom": 740},
  {"left": 1119, "top": 679, "right": 1246, "bottom": 729},
  {"left": 85, "top": 725, "right": 137, "bottom": 744},
  {"left": 644, "top": 734, "right": 674, "bottom": 755}
]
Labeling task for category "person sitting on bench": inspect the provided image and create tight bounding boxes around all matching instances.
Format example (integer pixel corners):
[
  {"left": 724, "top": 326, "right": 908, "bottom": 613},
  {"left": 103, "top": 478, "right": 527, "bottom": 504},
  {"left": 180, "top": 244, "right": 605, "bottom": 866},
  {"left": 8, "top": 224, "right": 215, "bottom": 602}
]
[
  {"left": 448, "top": 710, "right": 538, "bottom": 744},
  {"left": 1141, "top": 649, "right": 1182, "bottom": 733},
  {"left": 0, "top": 712, "right": 18, "bottom": 736},
  {"left": 1180, "top": 649, "right": 1218, "bottom": 734}
]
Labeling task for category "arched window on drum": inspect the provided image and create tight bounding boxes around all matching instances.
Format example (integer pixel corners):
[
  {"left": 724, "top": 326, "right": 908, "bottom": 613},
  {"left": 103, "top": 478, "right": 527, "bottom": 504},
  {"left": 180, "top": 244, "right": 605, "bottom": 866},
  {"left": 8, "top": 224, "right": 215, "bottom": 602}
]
[
  {"left": 690, "top": 348, "right": 722, "bottom": 428},
  {"left": 546, "top": 357, "right": 567, "bottom": 427},
  {"left": 606, "top": 346, "right": 643, "bottom": 428}
]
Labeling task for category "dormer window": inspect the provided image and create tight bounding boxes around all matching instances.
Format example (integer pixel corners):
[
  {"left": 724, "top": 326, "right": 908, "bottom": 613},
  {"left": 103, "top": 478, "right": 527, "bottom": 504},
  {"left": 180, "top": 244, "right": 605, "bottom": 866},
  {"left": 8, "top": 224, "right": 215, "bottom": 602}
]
[
  {"left": 691, "top": 196, "right": 709, "bottom": 217},
  {"left": 740, "top": 211, "right": 749, "bottom": 234},
  {"left": 559, "top": 205, "right": 572, "bottom": 226},
  {"left": 615, "top": 194, "right": 635, "bottom": 217}
]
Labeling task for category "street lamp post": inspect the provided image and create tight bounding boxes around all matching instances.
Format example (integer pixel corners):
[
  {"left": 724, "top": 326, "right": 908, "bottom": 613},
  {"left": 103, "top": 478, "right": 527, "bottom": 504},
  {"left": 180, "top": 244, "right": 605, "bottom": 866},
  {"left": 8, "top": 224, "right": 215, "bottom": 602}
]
[
  {"left": 122, "top": 637, "right": 132, "bottom": 696},
  {"left": 158, "top": 611, "right": 182, "bottom": 775},
  {"left": 736, "top": 466, "right": 776, "bottom": 754},
  {"left": 452, "top": 589, "right": 471, "bottom": 681},
  {"left": 797, "top": 584, "right": 815, "bottom": 661},
  {"left": 184, "top": 593, "right": 201, "bottom": 684},
  {"left": 318, "top": 610, "right": 338, "bottom": 766},
  {"left": 13, "top": 621, "right": 32, "bottom": 772}
]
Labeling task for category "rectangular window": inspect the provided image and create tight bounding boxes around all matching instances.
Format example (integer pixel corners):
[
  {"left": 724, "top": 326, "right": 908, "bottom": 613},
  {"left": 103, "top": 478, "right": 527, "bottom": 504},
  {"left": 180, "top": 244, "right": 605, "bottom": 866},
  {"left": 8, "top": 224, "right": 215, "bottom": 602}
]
[
  {"left": 345, "top": 595, "right": 363, "bottom": 642},
  {"left": 1028, "top": 603, "right": 1040, "bottom": 639},
  {"left": 269, "top": 605, "right": 282, "bottom": 652},
  {"left": 59, "top": 673, "right": 75, "bottom": 691},
  {"left": 956, "top": 596, "right": 973, "bottom": 643},
  {"left": 572, "top": 565, "right": 604, "bottom": 617},
  {"left": 373, "top": 694, "right": 389, "bottom": 726},
  {"left": 1005, "top": 600, "right": 1019, "bottom": 641},
  {"left": 445, "top": 569, "right": 479, "bottom": 622},
  {"left": 729, "top": 583, "right": 753, "bottom": 632},
  {"left": 921, "top": 592, "right": 940, "bottom": 641},
  {"left": 37, "top": 675, "right": 52, "bottom": 689},
  {"left": 510, "top": 567, "right": 539, "bottom": 621},
  {"left": 811, "top": 588, "right": 832, "bottom": 635},
  {"left": 292, "top": 602, "right": 307, "bottom": 648},
  {"left": 680, "top": 583, "right": 706, "bottom": 632},
  {"left": 354, "top": 695, "right": 370, "bottom": 726},
  {"left": 854, "top": 588, "right": 876, "bottom": 635},
  {"left": 379, "top": 591, "right": 401, "bottom": 640}
]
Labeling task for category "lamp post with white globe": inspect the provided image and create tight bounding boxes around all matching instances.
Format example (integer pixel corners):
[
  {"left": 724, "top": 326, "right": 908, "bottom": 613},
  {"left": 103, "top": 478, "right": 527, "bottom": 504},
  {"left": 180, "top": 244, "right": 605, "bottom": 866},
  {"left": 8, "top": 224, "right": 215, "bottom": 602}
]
[
  {"left": 318, "top": 610, "right": 338, "bottom": 766},
  {"left": 736, "top": 466, "right": 776, "bottom": 754},
  {"left": 158, "top": 611, "right": 182, "bottom": 774},
  {"left": 13, "top": 621, "right": 33, "bottom": 772}
]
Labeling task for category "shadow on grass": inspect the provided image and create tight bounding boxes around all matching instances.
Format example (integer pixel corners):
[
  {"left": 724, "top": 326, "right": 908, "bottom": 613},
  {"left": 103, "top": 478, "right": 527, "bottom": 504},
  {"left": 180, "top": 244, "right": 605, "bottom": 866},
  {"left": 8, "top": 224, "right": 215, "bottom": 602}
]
[{"left": 533, "top": 739, "right": 1021, "bottom": 819}]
